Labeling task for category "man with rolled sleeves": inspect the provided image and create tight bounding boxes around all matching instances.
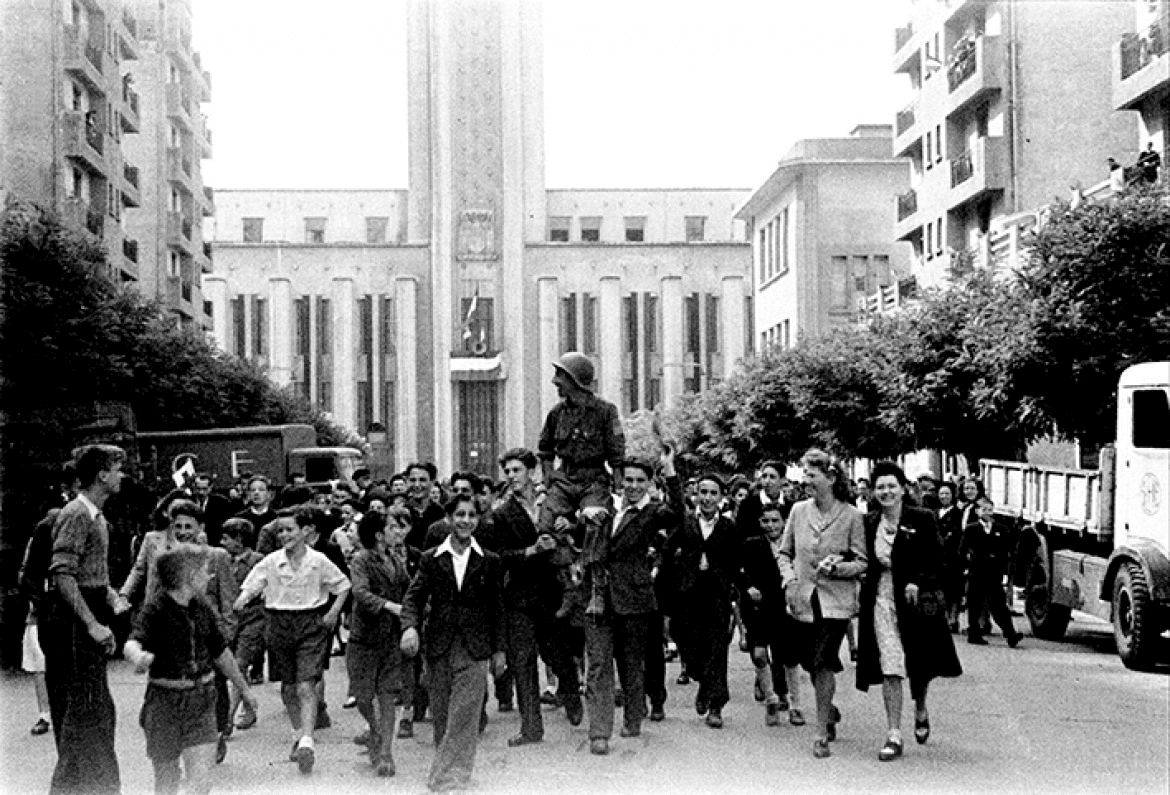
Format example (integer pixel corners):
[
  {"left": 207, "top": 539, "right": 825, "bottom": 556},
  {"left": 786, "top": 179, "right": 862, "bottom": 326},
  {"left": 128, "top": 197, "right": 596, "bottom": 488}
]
[
  {"left": 42, "top": 444, "right": 130, "bottom": 794},
  {"left": 537, "top": 352, "right": 625, "bottom": 615}
]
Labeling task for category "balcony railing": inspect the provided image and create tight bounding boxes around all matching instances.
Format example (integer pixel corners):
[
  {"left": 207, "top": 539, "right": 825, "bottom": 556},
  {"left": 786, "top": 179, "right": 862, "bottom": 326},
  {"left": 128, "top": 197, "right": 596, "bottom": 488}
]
[
  {"left": 86, "top": 207, "right": 104, "bottom": 236},
  {"left": 895, "top": 24, "right": 914, "bottom": 52},
  {"left": 181, "top": 156, "right": 192, "bottom": 176},
  {"left": 84, "top": 39, "right": 103, "bottom": 73},
  {"left": 123, "top": 7, "right": 138, "bottom": 37},
  {"left": 951, "top": 149, "right": 974, "bottom": 186},
  {"left": 202, "top": 241, "right": 213, "bottom": 259},
  {"left": 1120, "top": 22, "right": 1169, "bottom": 80},
  {"left": 203, "top": 300, "right": 214, "bottom": 317},
  {"left": 181, "top": 282, "right": 193, "bottom": 303},
  {"left": 123, "top": 238, "right": 139, "bottom": 263},
  {"left": 897, "top": 188, "right": 918, "bottom": 220},
  {"left": 181, "top": 217, "right": 193, "bottom": 240},
  {"left": 948, "top": 37, "right": 978, "bottom": 91},
  {"left": 895, "top": 104, "right": 916, "bottom": 136},
  {"left": 84, "top": 113, "right": 103, "bottom": 154},
  {"left": 124, "top": 164, "right": 139, "bottom": 188},
  {"left": 125, "top": 87, "right": 139, "bottom": 116}
]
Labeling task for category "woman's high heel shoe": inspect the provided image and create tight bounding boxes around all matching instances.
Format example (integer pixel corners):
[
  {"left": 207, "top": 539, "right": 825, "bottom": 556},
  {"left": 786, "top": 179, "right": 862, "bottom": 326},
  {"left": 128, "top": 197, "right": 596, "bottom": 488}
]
[{"left": 914, "top": 715, "right": 930, "bottom": 744}]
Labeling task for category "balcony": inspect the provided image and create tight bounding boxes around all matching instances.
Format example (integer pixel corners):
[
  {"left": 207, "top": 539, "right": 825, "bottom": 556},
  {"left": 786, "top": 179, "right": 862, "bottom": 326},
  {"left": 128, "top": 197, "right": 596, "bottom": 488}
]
[
  {"left": 122, "top": 164, "right": 141, "bottom": 207},
  {"left": 165, "top": 83, "right": 193, "bottom": 127},
  {"left": 892, "top": 100, "right": 921, "bottom": 157},
  {"left": 122, "top": 7, "right": 138, "bottom": 38},
  {"left": 118, "top": 28, "right": 139, "bottom": 60},
  {"left": 123, "top": 237, "right": 139, "bottom": 264},
  {"left": 62, "top": 111, "right": 106, "bottom": 174},
  {"left": 166, "top": 147, "right": 194, "bottom": 191},
  {"left": 897, "top": 188, "right": 918, "bottom": 221},
  {"left": 947, "top": 35, "right": 1003, "bottom": 117},
  {"left": 1115, "top": 22, "right": 1170, "bottom": 111},
  {"left": 202, "top": 186, "right": 215, "bottom": 217},
  {"left": 948, "top": 136, "right": 1007, "bottom": 210},
  {"left": 198, "top": 241, "right": 213, "bottom": 273},
  {"left": 167, "top": 212, "right": 194, "bottom": 253},
  {"left": 199, "top": 122, "right": 213, "bottom": 158},
  {"left": 894, "top": 23, "right": 918, "bottom": 73},
  {"left": 62, "top": 25, "right": 104, "bottom": 92},
  {"left": 120, "top": 86, "right": 140, "bottom": 133},
  {"left": 63, "top": 197, "right": 103, "bottom": 238}
]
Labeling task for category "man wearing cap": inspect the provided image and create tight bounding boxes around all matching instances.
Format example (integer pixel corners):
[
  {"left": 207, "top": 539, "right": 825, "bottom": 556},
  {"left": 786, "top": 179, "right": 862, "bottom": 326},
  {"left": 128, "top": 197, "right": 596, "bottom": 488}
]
[{"left": 537, "top": 352, "right": 626, "bottom": 614}]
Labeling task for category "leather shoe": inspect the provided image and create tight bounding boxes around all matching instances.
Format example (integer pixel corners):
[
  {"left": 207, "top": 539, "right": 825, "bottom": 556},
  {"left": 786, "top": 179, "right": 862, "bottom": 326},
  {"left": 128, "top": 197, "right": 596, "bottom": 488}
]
[
  {"left": 507, "top": 733, "right": 541, "bottom": 747},
  {"left": 705, "top": 709, "right": 723, "bottom": 729},
  {"left": 590, "top": 738, "right": 609, "bottom": 755},
  {"left": 30, "top": 718, "right": 50, "bottom": 736},
  {"left": 498, "top": 701, "right": 515, "bottom": 713},
  {"left": 353, "top": 730, "right": 371, "bottom": 746},
  {"left": 914, "top": 716, "right": 930, "bottom": 745},
  {"left": 812, "top": 739, "right": 831, "bottom": 759},
  {"left": 694, "top": 693, "right": 708, "bottom": 716},
  {"left": 216, "top": 735, "right": 228, "bottom": 765},
  {"left": 649, "top": 705, "right": 665, "bottom": 722},
  {"left": 879, "top": 738, "right": 904, "bottom": 761},
  {"left": 565, "top": 696, "right": 584, "bottom": 727},
  {"left": 1007, "top": 632, "right": 1023, "bottom": 648},
  {"left": 968, "top": 636, "right": 989, "bottom": 645},
  {"left": 375, "top": 760, "right": 396, "bottom": 777},
  {"left": 235, "top": 711, "right": 257, "bottom": 731},
  {"left": 397, "top": 718, "right": 414, "bottom": 739},
  {"left": 826, "top": 705, "right": 841, "bottom": 742},
  {"left": 619, "top": 723, "right": 641, "bottom": 738},
  {"left": 676, "top": 673, "right": 691, "bottom": 686}
]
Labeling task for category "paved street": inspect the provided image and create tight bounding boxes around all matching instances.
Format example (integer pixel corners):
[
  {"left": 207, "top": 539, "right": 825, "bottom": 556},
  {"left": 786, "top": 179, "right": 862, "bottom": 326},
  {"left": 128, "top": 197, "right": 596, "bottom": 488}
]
[{"left": 1, "top": 614, "right": 1166, "bottom": 795}]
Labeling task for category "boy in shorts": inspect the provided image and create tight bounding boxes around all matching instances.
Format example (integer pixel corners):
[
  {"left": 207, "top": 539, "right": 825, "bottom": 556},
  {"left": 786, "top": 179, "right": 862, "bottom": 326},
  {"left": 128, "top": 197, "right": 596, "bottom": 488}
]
[
  {"left": 124, "top": 544, "right": 258, "bottom": 795},
  {"left": 234, "top": 507, "right": 350, "bottom": 774},
  {"left": 347, "top": 514, "right": 411, "bottom": 776},
  {"left": 219, "top": 518, "right": 265, "bottom": 731}
]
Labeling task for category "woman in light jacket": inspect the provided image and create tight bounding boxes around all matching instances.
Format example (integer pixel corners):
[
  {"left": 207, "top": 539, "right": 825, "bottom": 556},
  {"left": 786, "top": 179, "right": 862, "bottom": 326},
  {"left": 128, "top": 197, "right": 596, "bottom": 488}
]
[{"left": 778, "top": 449, "right": 867, "bottom": 759}]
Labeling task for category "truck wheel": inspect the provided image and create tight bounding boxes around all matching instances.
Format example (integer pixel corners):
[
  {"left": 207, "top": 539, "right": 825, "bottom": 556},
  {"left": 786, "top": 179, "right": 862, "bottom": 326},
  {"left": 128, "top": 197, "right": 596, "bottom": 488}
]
[
  {"left": 1025, "top": 544, "right": 1072, "bottom": 640},
  {"left": 1113, "top": 562, "right": 1157, "bottom": 671}
]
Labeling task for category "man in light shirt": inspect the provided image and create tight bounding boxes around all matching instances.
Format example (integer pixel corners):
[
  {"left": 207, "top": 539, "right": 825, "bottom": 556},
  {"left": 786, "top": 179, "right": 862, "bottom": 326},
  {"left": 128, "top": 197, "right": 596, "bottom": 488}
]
[{"left": 235, "top": 507, "right": 351, "bottom": 775}]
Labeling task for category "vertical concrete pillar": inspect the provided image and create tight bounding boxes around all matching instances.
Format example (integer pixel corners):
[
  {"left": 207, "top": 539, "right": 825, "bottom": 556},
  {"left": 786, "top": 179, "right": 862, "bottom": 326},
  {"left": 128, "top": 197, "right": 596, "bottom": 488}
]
[
  {"left": 660, "top": 276, "right": 683, "bottom": 408},
  {"left": 599, "top": 277, "right": 622, "bottom": 405},
  {"left": 537, "top": 277, "right": 559, "bottom": 418},
  {"left": 309, "top": 293, "right": 319, "bottom": 404},
  {"left": 204, "top": 276, "right": 228, "bottom": 351},
  {"left": 332, "top": 277, "right": 356, "bottom": 430},
  {"left": 371, "top": 292, "right": 382, "bottom": 424},
  {"left": 429, "top": 0, "right": 455, "bottom": 476},
  {"left": 500, "top": 1, "right": 527, "bottom": 450},
  {"left": 268, "top": 277, "right": 292, "bottom": 387},
  {"left": 396, "top": 278, "right": 419, "bottom": 470},
  {"left": 721, "top": 275, "right": 746, "bottom": 378}
]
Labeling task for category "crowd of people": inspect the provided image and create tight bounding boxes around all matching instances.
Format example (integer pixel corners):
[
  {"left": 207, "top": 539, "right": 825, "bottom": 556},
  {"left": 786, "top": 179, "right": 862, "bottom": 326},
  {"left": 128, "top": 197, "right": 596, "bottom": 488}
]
[{"left": 20, "top": 352, "right": 1027, "bottom": 794}]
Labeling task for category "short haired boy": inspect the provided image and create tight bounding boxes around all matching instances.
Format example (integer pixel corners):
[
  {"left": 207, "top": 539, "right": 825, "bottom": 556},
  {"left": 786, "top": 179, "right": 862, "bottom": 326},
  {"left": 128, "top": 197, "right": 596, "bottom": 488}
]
[
  {"left": 124, "top": 544, "right": 258, "bottom": 795},
  {"left": 219, "top": 518, "right": 265, "bottom": 730},
  {"left": 234, "top": 508, "right": 351, "bottom": 774},
  {"left": 347, "top": 514, "right": 411, "bottom": 776}
]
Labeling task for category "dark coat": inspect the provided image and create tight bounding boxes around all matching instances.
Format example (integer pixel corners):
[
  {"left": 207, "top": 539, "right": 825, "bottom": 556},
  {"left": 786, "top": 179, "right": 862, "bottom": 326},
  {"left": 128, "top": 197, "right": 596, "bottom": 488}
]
[
  {"left": 660, "top": 511, "right": 740, "bottom": 617},
  {"left": 401, "top": 542, "right": 506, "bottom": 663},
  {"left": 477, "top": 494, "right": 562, "bottom": 615},
  {"left": 605, "top": 476, "right": 682, "bottom": 616},
  {"left": 960, "top": 516, "right": 1015, "bottom": 576},
  {"left": 734, "top": 492, "right": 787, "bottom": 542},
  {"left": 856, "top": 506, "right": 962, "bottom": 693},
  {"left": 738, "top": 533, "right": 786, "bottom": 649}
]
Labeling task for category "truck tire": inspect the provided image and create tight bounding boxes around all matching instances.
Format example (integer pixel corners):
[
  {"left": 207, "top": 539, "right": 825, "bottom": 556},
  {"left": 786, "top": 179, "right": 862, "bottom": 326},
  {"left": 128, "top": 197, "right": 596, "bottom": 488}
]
[
  {"left": 1025, "top": 544, "right": 1072, "bottom": 640},
  {"left": 1113, "top": 562, "right": 1157, "bottom": 671}
]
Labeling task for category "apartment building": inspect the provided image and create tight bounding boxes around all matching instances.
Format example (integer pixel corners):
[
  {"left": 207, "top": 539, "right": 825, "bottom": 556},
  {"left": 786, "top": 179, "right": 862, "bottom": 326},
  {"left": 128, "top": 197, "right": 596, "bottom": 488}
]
[
  {"left": 892, "top": 0, "right": 1137, "bottom": 287},
  {"left": 1, "top": 0, "right": 144, "bottom": 282},
  {"left": 122, "top": 0, "right": 213, "bottom": 330},
  {"left": 735, "top": 125, "right": 912, "bottom": 349}
]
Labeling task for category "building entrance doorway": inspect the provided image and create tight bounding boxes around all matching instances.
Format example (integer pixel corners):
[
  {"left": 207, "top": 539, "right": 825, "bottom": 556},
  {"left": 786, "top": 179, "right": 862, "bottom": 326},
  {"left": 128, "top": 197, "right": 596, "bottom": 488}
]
[{"left": 457, "top": 380, "right": 499, "bottom": 477}]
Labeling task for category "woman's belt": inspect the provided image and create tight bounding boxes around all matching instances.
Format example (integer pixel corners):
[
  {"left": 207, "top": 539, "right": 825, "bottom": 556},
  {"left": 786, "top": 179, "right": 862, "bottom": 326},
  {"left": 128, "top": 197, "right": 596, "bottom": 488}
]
[{"left": 148, "top": 671, "right": 215, "bottom": 690}]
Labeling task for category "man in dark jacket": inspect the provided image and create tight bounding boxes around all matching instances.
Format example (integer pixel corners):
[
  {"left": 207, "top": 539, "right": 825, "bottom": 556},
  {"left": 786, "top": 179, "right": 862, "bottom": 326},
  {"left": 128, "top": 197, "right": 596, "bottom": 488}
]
[
  {"left": 477, "top": 448, "right": 584, "bottom": 746},
  {"left": 662, "top": 474, "right": 740, "bottom": 728},
  {"left": 584, "top": 448, "right": 680, "bottom": 756},
  {"left": 961, "top": 497, "right": 1023, "bottom": 647}
]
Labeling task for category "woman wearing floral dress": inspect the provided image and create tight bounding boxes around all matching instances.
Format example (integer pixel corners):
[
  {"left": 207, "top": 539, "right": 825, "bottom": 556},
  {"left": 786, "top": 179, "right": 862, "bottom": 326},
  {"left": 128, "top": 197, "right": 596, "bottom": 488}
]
[{"left": 856, "top": 462, "right": 962, "bottom": 762}]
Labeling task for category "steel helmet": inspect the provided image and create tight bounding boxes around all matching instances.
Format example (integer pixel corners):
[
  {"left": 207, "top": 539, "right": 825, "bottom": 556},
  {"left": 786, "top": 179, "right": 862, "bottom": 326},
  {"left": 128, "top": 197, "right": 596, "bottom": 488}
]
[{"left": 552, "top": 352, "right": 595, "bottom": 392}]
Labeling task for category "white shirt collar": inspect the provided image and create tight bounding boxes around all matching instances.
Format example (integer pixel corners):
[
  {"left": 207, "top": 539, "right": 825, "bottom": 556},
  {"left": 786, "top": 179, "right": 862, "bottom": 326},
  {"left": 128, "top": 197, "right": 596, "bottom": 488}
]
[
  {"left": 619, "top": 494, "right": 652, "bottom": 513},
  {"left": 77, "top": 493, "right": 101, "bottom": 520},
  {"left": 759, "top": 491, "right": 775, "bottom": 505},
  {"left": 436, "top": 535, "right": 483, "bottom": 558}
]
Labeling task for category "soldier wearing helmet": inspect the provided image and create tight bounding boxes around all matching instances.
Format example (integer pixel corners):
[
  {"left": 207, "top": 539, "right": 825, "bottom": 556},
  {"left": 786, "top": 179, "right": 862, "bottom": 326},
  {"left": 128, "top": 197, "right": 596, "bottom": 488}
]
[{"left": 537, "top": 352, "right": 626, "bottom": 614}]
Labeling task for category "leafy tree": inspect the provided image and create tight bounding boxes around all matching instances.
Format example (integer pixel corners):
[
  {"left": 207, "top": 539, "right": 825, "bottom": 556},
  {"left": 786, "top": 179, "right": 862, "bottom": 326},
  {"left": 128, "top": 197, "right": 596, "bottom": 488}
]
[{"left": 1020, "top": 187, "right": 1170, "bottom": 447}]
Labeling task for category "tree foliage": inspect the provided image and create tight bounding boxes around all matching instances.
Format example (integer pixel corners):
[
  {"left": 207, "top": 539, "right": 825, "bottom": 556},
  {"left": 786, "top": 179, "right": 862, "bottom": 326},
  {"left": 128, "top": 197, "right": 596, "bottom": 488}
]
[
  {"left": 1, "top": 202, "right": 363, "bottom": 539},
  {"left": 661, "top": 187, "right": 1170, "bottom": 471}
]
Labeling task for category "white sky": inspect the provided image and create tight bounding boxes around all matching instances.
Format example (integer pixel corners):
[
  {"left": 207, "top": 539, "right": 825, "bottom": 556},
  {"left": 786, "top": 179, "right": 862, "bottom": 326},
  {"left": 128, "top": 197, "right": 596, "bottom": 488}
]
[{"left": 194, "top": 0, "right": 914, "bottom": 191}]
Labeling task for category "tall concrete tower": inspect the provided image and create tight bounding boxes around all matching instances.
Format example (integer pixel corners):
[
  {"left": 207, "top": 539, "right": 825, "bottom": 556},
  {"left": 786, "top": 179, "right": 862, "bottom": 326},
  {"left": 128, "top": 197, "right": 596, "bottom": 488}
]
[{"left": 407, "top": 0, "right": 546, "bottom": 474}]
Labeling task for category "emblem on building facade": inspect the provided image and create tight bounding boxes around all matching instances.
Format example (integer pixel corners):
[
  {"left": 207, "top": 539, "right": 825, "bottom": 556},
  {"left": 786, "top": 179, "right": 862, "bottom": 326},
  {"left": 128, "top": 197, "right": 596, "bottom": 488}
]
[{"left": 457, "top": 208, "right": 497, "bottom": 261}]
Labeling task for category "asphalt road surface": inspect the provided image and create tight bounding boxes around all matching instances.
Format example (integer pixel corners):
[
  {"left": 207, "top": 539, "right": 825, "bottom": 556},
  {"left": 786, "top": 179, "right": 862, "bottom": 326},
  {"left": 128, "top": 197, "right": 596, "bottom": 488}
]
[{"left": 1, "top": 613, "right": 1166, "bottom": 795}]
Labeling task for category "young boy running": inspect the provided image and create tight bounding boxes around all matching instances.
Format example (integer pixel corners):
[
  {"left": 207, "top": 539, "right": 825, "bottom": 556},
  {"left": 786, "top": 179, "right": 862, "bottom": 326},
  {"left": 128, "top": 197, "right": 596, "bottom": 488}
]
[
  {"left": 219, "top": 518, "right": 265, "bottom": 732},
  {"left": 234, "top": 507, "right": 351, "bottom": 774},
  {"left": 124, "top": 544, "right": 258, "bottom": 795},
  {"left": 347, "top": 513, "right": 411, "bottom": 777}
]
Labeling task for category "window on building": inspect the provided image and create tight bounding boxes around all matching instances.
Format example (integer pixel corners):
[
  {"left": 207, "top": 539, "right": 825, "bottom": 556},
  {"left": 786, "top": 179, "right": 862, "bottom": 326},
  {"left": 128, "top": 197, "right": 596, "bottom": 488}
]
[
  {"left": 305, "top": 217, "right": 326, "bottom": 244},
  {"left": 924, "top": 131, "right": 933, "bottom": 169},
  {"left": 459, "top": 296, "right": 494, "bottom": 353},
  {"left": 250, "top": 297, "right": 268, "bottom": 358},
  {"left": 316, "top": 297, "right": 332, "bottom": 412},
  {"left": 623, "top": 294, "right": 640, "bottom": 414},
  {"left": 560, "top": 293, "right": 578, "bottom": 353},
  {"left": 744, "top": 295, "right": 754, "bottom": 355},
  {"left": 293, "top": 297, "right": 311, "bottom": 401},
  {"left": 230, "top": 296, "right": 245, "bottom": 357},
  {"left": 644, "top": 293, "right": 658, "bottom": 353},
  {"left": 582, "top": 293, "right": 598, "bottom": 355},
  {"left": 778, "top": 207, "right": 791, "bottom": 276},
  {"left": 685, "top": 215, "right": 706, "bottom": 243},
  {"left": 935, "top": 217, "right": 944, "bottom": 255},
  {"left": 782, "top": 319, "right": 791, "bottom": 349},
  {"left": 758, "top": 226, "right": 768, "bottom": 284},
  {"left": 624, "top": 216, "right": 646, "bottom": 243},
  {"left": 168, "top": 250, "right": 181, "bottom": 278},
  {"left": 647, "top": 379, "right": 661, "bottom": 411},
  {"left": 380, "top": 296, "right": 396, "bottom": 355},
  {"left": 874, "top": 255, "right": 891, "bottom": 283},
  {"left": 548, "top": 216, "right": 570, "bottom": 242},
  {"left": 705, "top": 294, "right": 719, "bottom": 354},
  {"left": 924, "top": 222, "right": 934, "bottom": 260},
  {"left": 935, "top": 124, "right": 943, "bottom": 163},
  {"left": 365, "top": 217, "right": 388, "bottom": 244},
  {"left": 71, "top": 83, "right": 83, "bottom": 111},
  {"left": 580, "top": 217, "right": 601, "bottom": 242},
  {"left": 243, "top": 217, "right": 263, "bottom": 243},
  {"left": 830, "top": 256, "right": 849, "bottom": 308},
  {"left": 356, "top": 296, "right": 374, "bottom": 433},
  {"left": 851, "top": 255, "right": 869, "bottom": 304}
]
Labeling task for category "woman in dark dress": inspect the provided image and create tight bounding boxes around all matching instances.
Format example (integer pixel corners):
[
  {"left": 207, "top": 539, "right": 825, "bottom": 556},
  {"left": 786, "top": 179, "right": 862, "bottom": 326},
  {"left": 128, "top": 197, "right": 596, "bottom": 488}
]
[
  {"left": 935, "top": 482, "right": 964, "bottom": 632},
  {"left": 856, "top": 462, "right": 962, "bottom": 762}
]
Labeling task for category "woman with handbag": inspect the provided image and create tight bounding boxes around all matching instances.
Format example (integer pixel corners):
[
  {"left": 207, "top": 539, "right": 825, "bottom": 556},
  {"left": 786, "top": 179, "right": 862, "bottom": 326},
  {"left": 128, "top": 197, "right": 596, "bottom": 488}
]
[{"left": 856, "top": 462, "right": 962, "bottom": 762}]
